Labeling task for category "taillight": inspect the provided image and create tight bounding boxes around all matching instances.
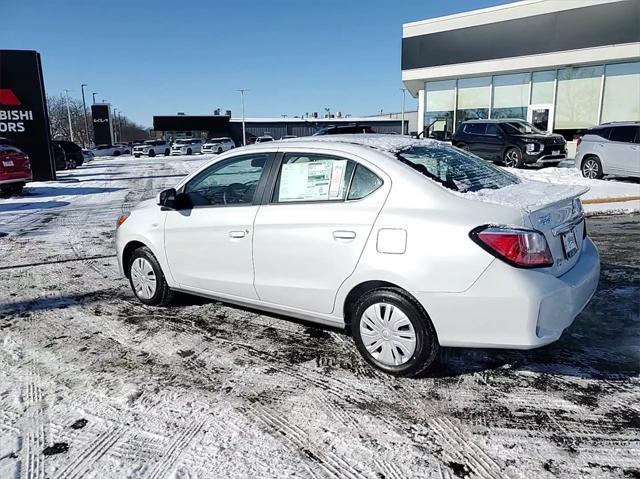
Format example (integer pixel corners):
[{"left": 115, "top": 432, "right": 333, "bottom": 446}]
[
  {"left": 470, "top": 226, "right": 553, "bottom": 268},
  {"left": 576, "top": 137, "right": 582, "bottom": 148}
]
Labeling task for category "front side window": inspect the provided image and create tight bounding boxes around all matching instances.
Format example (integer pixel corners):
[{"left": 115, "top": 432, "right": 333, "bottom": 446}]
[
  {"left": 274, "top": 154, "right": 355, "bottom": 203},
  {"left": 397, "top": 145, "right": 519, "bottom": 193},
  {"left": 485, "top": 124, "right": 499, "bottom": 136},
  {"left": 609, "top": 126, "right": 637, "bottom": 143},
  {"left": 463, "top": 123, "right": 486, "bottom": 135},
  {"left": 184, "top": 154, "right": 268, "bottom": 206},
  {"left": 501, "top": 121, "right": 544, "bottom": 135}
]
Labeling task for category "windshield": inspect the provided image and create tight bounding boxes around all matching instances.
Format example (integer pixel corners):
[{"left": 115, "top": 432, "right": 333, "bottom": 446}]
[
  {"left": 501, "top": 121, "right": 544, "bottom": 135},
  {"left": 175, "top": 139, "right": 191, "bottom": 145},
  {"left": 396, "top": 145, "right": 520, "bottom": 193}
]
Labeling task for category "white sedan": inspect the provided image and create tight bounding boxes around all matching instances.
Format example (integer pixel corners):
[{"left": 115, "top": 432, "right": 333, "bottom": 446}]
[
  {"left": 115, "top": 135, "right": 600, "bottom": 376},
  {"left": 92, "top": 144, "right": 127, "bottom": 157}
]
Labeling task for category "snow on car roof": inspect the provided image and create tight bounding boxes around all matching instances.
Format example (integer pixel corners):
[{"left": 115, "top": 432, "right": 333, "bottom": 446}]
[{"left": 283, "top": 134, "right": 440, "bottom": 153}]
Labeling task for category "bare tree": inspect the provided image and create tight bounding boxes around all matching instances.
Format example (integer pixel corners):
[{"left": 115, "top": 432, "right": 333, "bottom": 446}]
[{"left": 47, "top": 94, "right": 149, "bottom": 146}]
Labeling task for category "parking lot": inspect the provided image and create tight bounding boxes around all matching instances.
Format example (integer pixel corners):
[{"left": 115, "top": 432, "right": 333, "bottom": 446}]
[{"left": 0, "top": 154, "right": 638, "bottom": 478}]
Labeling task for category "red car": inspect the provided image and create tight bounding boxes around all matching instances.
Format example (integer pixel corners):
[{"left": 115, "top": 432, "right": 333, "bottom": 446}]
[{"left": 0, "top": 143, "right": 32, "bottom": 196}]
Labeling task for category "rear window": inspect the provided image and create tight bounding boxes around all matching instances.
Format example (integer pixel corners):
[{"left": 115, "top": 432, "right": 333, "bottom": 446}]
[{"left": 396, "top": 145, "right": 520, "bottom": 193}]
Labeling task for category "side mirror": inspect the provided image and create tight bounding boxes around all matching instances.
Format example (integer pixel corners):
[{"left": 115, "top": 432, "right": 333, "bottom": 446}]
[{"left": 157, "top": 188, "right": 177, "bottom": 209}]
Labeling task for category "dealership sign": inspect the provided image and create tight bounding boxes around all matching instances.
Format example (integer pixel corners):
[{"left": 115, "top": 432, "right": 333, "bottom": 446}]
[
  {"left": 0, "top": 50, "right": 55, "bottom": 181},
  {"left": 91, "top": 103, "right": 114, "bottom": 146}
]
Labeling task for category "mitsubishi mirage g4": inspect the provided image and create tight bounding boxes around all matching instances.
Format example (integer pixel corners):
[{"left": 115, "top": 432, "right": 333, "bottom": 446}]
[{"left": 115, "top": 135, "right": 600, "bottom": 377}]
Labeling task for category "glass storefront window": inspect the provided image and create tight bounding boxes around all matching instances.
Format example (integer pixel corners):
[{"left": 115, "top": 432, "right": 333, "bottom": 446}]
[
  {"left": 491, "top": 73, "right": 529, "bottom": 119},
  {"left": 601, "top": 62, "right": 640, "bottom": 123},
  {"left": 456, "top": 77, "right": 490, "bottom": 127},
  {"left": 555, "top": 66, "right": 603, "bottom": 130},
  {"left": 424, "top": 80, "right": 456, "bottom": 140},
  {"left": 531, "top": 70, "right": 556, "bottom": 104}
]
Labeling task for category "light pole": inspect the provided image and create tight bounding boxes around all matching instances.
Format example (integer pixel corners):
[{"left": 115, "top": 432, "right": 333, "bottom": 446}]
[
  {"left": 400, "top": 88, "right": 407, "bottom": 135},
  {"left": 92, "top": 92, "right": 98, "bottom": 104},
  {"left": 113, "top": 108, "right": 118, "bottom": 142},
  {"left": 81, "top": 84, "right": 89, "bottom": 147},
  {"left": 63, "top": 89, "right": 74, "bottom": 142},
  {"left": 237, "top": 89, "right": 248, "bottom": 145}
]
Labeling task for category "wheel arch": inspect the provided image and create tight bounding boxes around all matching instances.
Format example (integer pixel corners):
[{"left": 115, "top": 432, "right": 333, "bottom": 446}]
[
  {"left": 122, "top": 240, "right": 148, "bottom": 278},
  {"left": 342, "top": 280, "right": 423, "bottom": 332},
  {"left": 580, "top": 153, "right": 601, "bottom": 168}
]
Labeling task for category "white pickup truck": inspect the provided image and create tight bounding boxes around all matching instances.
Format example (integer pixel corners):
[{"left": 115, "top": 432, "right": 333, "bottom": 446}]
[{"left": 132, "top": 140, "right": 171, "bottom": 158}]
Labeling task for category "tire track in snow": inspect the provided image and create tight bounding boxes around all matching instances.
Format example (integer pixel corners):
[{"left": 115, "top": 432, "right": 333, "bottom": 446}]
[
  {"left": 143, "top": 422, "right": 203, "bottom": 479},
  {"left": 53, "top": 426, "right": 125, "bottom": 479},
  {"left": 247, "top": 404, "right": 367, "bottom": 479}
]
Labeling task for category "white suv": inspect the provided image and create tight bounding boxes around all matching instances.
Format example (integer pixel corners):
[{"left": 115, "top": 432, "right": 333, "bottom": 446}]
[
  {"left": 133, "top": 140, "right": 171, "bottom": 158},
  {"left": 576, "top": 122, "right": 640, "bottom": 179},
  {"left": 202, "top": 137, "right": 235, "bottom": 154},
  {"left": 171, "top": 138, "right": 204, "bottom": 156}
]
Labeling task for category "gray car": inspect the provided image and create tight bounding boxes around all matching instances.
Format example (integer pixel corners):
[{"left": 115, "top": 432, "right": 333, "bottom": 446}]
[{"left": 576, "top": 122, "right": 640, "bottom": 179}]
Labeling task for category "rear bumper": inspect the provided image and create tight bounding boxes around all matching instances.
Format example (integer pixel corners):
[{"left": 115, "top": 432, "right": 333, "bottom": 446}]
[
  {"left": 0, "top": 175, "right": 31, "bottom": 185},
  {"left": 414, "top": 238, "right": 600, "bottom": 349}
]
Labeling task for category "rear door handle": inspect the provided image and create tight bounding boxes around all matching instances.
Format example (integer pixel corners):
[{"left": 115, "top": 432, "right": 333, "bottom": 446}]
[
  {"left": 333, "top": 230, "right": 356, "bottom": 240},
  {"left": 229, "top": 230, "right": 246, "bottom": 239}
]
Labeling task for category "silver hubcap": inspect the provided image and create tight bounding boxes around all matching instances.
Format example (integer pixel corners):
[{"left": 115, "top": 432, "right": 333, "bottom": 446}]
[
  {"left": 131, "top": 257, "right": 157, "bottom": 299},
  {"left": 583, "top": 160, "right": 599, "bottom": 179},
  {"left": 359, "top": 303, "right": 417, "bottom": 366},
  {"left": 505, "top": 150, "right": 518, "bottom": 167}
]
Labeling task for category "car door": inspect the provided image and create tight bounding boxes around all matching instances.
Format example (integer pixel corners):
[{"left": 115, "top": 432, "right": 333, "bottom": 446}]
[
  {"left": 163, "top": 152, "right": 273, "bottom": 298},
  {"left": 607, "top": 125, "right": 640, "bottom": 175},
  {"left": 252, "top": 150, "right": 389, "bottom": 314},
  {"left": 464, "top": 123, "right": 486, "bottom": 157},
  {"left": 479, "top": 123, "right": 503, "bottom": 161}
]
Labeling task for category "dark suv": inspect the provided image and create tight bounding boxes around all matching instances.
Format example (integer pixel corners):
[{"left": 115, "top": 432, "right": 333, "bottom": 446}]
[
  {"left": 452, "top": 119, "right": 567, "bottom": 168},
  {"left": 54, "top": 140, "right": 84, "bottom": 168}
]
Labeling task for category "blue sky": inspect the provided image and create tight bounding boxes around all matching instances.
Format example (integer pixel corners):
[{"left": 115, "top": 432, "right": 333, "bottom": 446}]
[{"left": 2, "top": 0, "right": 509, "bottom": 126}]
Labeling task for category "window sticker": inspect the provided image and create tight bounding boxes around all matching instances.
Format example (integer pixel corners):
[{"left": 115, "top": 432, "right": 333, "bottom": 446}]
[{"left": 279, "top": 159, "right": 347, "bottom": 201}]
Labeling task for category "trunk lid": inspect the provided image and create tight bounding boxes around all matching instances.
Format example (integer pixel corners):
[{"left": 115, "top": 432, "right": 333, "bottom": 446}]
[
  {"left": 464, "top": 180, "right": 588, "bottom": 276},
  {"left": 0, "top": 148, "right": 31, "bottom": 175}
]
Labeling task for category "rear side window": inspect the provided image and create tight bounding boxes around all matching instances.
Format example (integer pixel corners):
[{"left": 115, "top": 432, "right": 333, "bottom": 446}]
[
  {"left": 588, "top": 127, "right": 611, "bottom": 139},
  {"left": 609, "top": 126, "right": 637, "bottom": 143},
  {"left": 463, "top": 123, "right": 486, "bottom": 135},
  {"left": 348, "top": 164, "right": 382, "bottom": 200},
  {"left": 396, "top": 145, "right": 520, "bottom": 193},
  {"left": 274, "top": 153, "right": 355, "bottom": 202}
]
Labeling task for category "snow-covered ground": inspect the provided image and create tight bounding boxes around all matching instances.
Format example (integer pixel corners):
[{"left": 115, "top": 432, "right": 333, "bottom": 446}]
[
  {"left": 0, "top": 155, "right": 638, "bottom": 478},
  {"left": 509, "top": 165, "right": 640, "bottom": 216}
]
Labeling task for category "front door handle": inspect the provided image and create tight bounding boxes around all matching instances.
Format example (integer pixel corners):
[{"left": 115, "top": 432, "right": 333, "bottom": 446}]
[
  {"left": 229, "top": 230, "right": 246, "bottom": 239},
  {"left": 333, "top": 230, "right": 356, "bottom": 240}
]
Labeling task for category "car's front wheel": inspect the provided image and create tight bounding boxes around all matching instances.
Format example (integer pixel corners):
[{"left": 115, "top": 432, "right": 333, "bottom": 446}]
[
  {"left": 503, "top": 147, "right": 524, "bottom": 168},
  {"left": 164, "top": 149, "right": 170, "bottom": 156},
  {"left": 351, "top": 288, "right": 439, "bottom": 377},
  {"left": 581, "top": 156, "right": 603, "bottom": 179},
  {"left": 127, "top": 246, "right": 173, "bottom": 306},
  {"left": 113, "top": 150, "right": 121, "bottom": 157},
  {"left": 217, "top": 147, "right": 222, "bottom": 154},
  {"left": 148, "top": 149, "right": 156, "bottom": 157},
  {"left": 187, "top": 148, "right": 192, "bottom": 155},
  {"left": 0, "top": 182, "right": 24, "bottom": 196}
]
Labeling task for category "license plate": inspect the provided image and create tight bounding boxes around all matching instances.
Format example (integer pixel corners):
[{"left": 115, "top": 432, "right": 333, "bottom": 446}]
[
  {"left": 2, "top": 160, "right": 14, "bottom": 167},
  {"left": 561, "top": 228, "right": 578, "bottom": 258},
  {"left": 552, "top": 150, "right": 560, "bottom": 155}
]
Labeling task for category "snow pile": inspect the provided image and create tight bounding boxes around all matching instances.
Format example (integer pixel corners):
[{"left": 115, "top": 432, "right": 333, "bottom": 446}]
[{"left": 299, "top": 134, "right": 439, "bottom": 152}]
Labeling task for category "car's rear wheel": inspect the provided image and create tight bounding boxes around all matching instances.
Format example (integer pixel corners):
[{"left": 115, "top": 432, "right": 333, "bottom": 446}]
[
  {"left": 504, "top": 147, "right": 524, "bottom": 168},
  {"left": 351, "top": 288, "right": 439, "bottom": 377},
  {"left": 113, "top": 150, "right": 121, "bottom": 157},
  {"left": 127, "top": 246, "right": 173, "bottom": 306},
  {"left": 0, "top": 182, "right": 24, "bottom": 196},
  {"left": 148, "top": 149, "right": 156, "bottom": 157},
  {"left": 581, "top": 156, "right": 603, "bottom": 179}
]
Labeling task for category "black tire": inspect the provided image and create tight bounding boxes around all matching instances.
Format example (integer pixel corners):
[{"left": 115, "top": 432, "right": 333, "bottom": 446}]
[
  {"left": 0, "top": 182, "right": 24, "bottom": 196},
  {"left": 148, "top": 149, "right": 156, "bottom": 158},
  {"left": 187, "top": 148, "right": 192, "bottom": 155},
  {"left": 217, "top": 147, "right": 222, "bottom": 154},
  {"left": 127, "top": 246, "right": 174, "bottom": 306},
  {"left": 113, "top": 150, "right": 121, "bottom": 157},
  {"left": 164, "top": 149, "right": 170, "bottom": 156},
  {"left": 581, "top": 155, "right": 603, "bottom": 179},
  {"left": 134, "top": 154, "right": 140, "bottom": 158},
  {"left": 503, "top": 147, "right": 524, "bottom": 168},
  {"left": 68, "top": 158, "right": 77, "bottom": 169},
  {"left": 457, "top": 143, "right": 469, "bottom": 151},
  {"left": 351, "top": 288, "right": 439, "bottom": 377}
]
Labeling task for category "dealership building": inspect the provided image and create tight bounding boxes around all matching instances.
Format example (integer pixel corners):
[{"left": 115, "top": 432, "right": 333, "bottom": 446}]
[{"left": 402, "top": 0, "right": 640, "bottom": 152}]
